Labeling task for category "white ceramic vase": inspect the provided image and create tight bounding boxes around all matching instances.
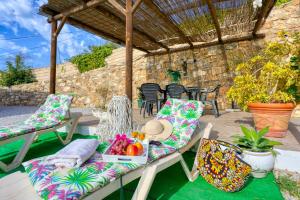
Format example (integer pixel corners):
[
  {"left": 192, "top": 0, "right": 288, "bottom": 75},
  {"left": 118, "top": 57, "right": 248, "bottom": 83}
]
[{"left": 242, "top": 150, "right": 275, "bottom": 178}]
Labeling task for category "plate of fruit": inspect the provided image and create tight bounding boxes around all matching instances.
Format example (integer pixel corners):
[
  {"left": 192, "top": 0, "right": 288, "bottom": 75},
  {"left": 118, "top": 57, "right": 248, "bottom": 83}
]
[{"left": 102, "top": 133, "right": 149, "bottom": 164}]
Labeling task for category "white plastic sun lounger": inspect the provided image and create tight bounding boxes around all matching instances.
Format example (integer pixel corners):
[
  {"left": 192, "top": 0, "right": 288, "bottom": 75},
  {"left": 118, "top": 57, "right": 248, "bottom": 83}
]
[
  {"left": 0, "top": 95, "right": 82, "bottom": 172},
  {"left": 0, "top": 122, "right": 212, "bottom": 200}
]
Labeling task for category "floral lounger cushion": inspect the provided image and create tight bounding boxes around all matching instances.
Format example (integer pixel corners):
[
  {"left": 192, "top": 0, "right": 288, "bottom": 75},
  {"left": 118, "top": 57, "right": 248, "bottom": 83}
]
[
  {"left": 0, "top": 94, "right": 73, "bottom": 141},
  {"left": 23, "top": 99, "right": 204, "bottom": 200}
]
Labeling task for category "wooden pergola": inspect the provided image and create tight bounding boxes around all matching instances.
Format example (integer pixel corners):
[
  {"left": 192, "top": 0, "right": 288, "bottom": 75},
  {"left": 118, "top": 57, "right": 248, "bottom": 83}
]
[{"left": 39, "top": 0, "right": 276, "bottom": 101}]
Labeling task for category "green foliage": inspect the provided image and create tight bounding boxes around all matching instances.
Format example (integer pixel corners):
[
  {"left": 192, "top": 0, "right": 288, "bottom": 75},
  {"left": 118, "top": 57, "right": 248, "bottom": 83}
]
[
  {"left": 70, "top": 43, "right": 117, "bottom": 73},
  {"left": 137, "top": 87, "right": 143, "bottom": 100},
  {"left": 166, "top": 69, "right": 181, "bottom": 83},
  {"left": 276, "top": 0, "right": 291, "bottom": 6},
  {"left": 276, "top": 175, "right": 300, "bottom": 199},
  {"left": 233, "top": 125, "right": 282, "bottom": 153},
  {"left": 227, "top": 31, "right": 300, "bottom": 110},
  {"left": 0, "top": 55, "right": 36, "bottom": 87}
]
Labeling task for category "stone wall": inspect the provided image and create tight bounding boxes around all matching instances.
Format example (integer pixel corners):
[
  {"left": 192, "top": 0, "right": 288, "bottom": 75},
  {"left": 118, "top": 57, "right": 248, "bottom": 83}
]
[
  {"left": 0, "top": 48, "right": 146, "bottom": 108},
  {"left": 138, "top": 40, "right": 264, "bottom": 109},
  {"left": 0, "top": 0, "right": 299, "bottom": 109},
  {"left": 32, "top": 63, "right": 80, "bottom": 81},
  {"left": 0, "top": 88, "right": 48, "bottom": 106}
]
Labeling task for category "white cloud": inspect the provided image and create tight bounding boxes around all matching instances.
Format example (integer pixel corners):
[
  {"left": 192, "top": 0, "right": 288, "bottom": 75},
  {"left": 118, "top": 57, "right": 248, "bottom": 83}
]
[
  {"left": 0, "top": 34, "right": 28, "bottom": 56},
  {"left": 33, "top": 52, "right": 43, "bottom": 58},
  {"left": 0, "top": 0, "right": 105, "bottom": 63}
]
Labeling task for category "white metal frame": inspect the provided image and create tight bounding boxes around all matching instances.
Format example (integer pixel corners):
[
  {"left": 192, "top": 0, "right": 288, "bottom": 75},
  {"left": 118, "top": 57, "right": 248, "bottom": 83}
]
[
  {"left": 0, "top": 122, "right": 211, "bottom": 200},
  {"left": 0, "top": 113, "right": 82, "bottom": 172},
  {"left": 85, "top": 122, "right": 213, "bottom": 200}
]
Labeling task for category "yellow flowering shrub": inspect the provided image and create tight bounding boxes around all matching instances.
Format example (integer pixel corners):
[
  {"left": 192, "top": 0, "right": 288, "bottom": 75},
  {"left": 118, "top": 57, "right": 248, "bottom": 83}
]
[{"left": 227, "top": 31, "right": 300, "bottom": 110}]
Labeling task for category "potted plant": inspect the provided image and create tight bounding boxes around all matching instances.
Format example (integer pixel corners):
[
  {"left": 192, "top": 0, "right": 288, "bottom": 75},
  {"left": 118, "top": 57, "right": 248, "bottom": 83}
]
[
  {"left": 166, "top": 69, "right": 181, "bottom": 83},
  {"left": 137, "top": 87, "right": 143, "bottom": 108},
  {"left": 233, "top": 125, "right": 282, "bottom": 178},
  {"left": 227, "top": 31, "right": 299, "bottom": 137}
]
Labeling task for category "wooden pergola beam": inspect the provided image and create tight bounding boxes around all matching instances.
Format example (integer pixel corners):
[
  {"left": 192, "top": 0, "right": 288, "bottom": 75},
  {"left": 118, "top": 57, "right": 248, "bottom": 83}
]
[
  {"left": 50, "top": 0, "right": 107, "bottom": 21},
  {"left": 96, "top": 5, "right": 169, "bottom": 50},
  {"left": 261, "top": 0, "right": 277, "bottom": 27},
  {"left": 147, "top": 33, "right": 265, "bottom": 56},
  {"left": 132, "top": 0, "right": 143, "bottom": 13},
  {"left": 166, "top": 0, "right": 230, "bottom": 15},
  {"left": 67, "top": 17, "right": 150, "bottom": 53},
  {"left": 41, "top": 5, "right": 149, "bottom": 53},
  {"left": 55, "top": 16, "right": 67, "bottom": 37},
  {"left": 252, "top": 0, "right": 274, "bottom": 35},
  {"left": 108, "top": 0, "right": 126, "bottom": 15},
  {"left": 143, "top": 0, "right": 193, "bottom": 47},
  {"left": 205, "top": 0, "right": 222, "bottom": 43}
]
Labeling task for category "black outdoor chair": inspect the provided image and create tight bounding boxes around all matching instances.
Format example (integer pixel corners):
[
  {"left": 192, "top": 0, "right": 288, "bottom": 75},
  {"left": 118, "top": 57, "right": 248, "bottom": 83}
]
[
  {"left": 186, "top": 86, "right": 201, "bottom": 100},
  {"left": 166, "top": 83, "right": 187, "bottom": 99},
  {"left": 200, "top": 84, "right": 221, "bottom": 118},
  {"left": 140, "top": 83, "right": 164, "bottom": 118}
]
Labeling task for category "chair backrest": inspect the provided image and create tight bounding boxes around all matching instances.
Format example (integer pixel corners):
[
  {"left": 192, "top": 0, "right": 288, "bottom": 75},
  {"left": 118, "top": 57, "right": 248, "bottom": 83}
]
[
  {"left": 157, "top": 98, "right": 204, "bottom": 148},
  {"left": 25, "top": 94, "right": 73, "bottom": 125},
  {"left": 186, "top": 86, "right": 200, "bottom": 100},
  {"left": 214, "top": 84, "right": 221, "bottom": 100},
  {"left": 141, "top": 83, "right": 162, "bottom": 102},
  {"left": 200, "top": 84, "right": 221, "bottom": 101},
  {"left": 166, "top": 83, "right": 186, "bottom": 99}
]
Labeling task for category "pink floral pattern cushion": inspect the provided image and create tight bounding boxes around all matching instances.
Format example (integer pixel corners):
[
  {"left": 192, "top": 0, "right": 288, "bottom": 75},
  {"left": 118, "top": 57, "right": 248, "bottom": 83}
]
[
  {"left": 0, "top": 94, "right": 73, "bottom": 141},
  {"left": 22, "top": 99, "right": 204, "bottom": 200},
  {"left": 157, "top": 98, "right": 204, "bottom": 149}
]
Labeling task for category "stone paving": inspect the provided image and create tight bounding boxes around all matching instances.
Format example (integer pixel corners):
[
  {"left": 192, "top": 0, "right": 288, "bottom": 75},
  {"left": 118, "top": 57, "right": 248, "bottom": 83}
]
[
  {"left": 133, "top": 109, "right": 300, "bottom": 151},
  {"left": 0, "top": 106, "right": 299, "bottom": 151}
]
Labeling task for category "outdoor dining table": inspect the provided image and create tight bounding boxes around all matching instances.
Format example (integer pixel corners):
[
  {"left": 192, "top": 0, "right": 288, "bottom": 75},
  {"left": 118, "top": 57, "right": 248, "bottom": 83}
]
[{"left": 161, "top": 86, "right": 207, "bottom": 101}]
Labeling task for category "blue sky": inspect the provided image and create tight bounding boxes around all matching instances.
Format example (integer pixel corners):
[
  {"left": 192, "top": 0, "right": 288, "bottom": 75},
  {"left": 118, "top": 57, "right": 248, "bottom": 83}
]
[{"left": 0, "top": 0, "right": 107, "bottom": 70}]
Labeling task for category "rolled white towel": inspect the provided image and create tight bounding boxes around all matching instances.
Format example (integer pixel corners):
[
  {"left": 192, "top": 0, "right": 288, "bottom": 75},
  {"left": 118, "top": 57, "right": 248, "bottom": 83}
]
[{"left": 45, "top": 139, "right": 99, "bottom": 168}]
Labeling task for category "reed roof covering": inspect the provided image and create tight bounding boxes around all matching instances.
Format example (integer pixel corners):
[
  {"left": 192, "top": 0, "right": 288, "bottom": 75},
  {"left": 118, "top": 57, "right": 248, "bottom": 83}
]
[{"left": 40, "top": 0, "right": 275, "bottom": 54}]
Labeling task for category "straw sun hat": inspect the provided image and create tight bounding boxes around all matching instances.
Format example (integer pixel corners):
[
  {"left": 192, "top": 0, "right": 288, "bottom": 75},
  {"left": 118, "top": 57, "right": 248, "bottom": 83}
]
[{"left": 141, "top": 119, "right": 173, "bottom": 141}]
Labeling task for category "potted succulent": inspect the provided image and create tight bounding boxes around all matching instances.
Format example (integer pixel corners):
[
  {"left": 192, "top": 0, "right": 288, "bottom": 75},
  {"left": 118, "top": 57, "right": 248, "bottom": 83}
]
[
  {"left": 233, "top": 125, "right": 282, "bottom": 178},
  {"left": 137, "top": 87, "right": 143, "bottom": 108},
  {"left": 227, "top": 31, "right": 299, "bottom": 137}
]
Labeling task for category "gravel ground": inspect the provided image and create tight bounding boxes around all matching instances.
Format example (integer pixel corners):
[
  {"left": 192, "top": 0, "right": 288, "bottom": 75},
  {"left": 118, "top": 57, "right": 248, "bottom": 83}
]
[
  {"left": 1, "top": 106, "right": 299, "bottom": 151},
  {"left": 274, "top": 170, "right": 300, "bottom": 200}
]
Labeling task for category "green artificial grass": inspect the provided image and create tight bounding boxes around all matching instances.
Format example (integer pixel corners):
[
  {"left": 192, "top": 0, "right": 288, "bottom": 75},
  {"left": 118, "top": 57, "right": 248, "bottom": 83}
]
[{"left": 0, "top": 133, "right": 284, "bottom": 200}]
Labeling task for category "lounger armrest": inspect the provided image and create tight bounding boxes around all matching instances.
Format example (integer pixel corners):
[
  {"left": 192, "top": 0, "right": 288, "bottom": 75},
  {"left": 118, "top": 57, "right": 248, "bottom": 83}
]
[{"left": 65, "top": 112, "right": 83, "bottom": 120}]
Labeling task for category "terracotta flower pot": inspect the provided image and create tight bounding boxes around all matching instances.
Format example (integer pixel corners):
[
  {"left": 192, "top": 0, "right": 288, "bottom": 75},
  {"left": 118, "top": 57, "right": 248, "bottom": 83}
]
[{"left": 248, "top": 103, "right": 295, "bottom": 138}]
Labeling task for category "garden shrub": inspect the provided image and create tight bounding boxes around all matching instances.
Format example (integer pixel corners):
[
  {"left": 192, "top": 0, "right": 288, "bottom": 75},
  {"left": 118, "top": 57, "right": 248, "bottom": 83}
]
[
  {"left": 227, "top": 31, "right": 300, "bottom": 110},
  {"left": 0, "top": 55, "right": 36, "bottom": 87},
  {"left": 70, "top": 43, "right": 117, "bottom": 73},
  {"left": 276, "top": 0, "right": 291, "bottom": 6}
]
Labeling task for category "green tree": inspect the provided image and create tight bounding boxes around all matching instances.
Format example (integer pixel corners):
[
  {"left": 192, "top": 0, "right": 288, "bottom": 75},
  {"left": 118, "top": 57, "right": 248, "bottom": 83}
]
[
  {"left": 70, "top": 43, "right": 117, "bottom": 73},
  {"left": 0, "top": 54, "right": 36, "bottom": 87}
]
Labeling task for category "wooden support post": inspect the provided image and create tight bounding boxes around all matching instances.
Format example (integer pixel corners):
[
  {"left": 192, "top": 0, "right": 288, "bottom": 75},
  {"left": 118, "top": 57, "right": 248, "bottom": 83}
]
[
  {"left": 50, "top": 20, "right": 57, "bottom": 94},
  {"left": 252, "top": 0, "right": 274, "bottom": 35},
  {"left": 125, "top": 0, "right": 133, "bottom": 101},
  {"left": 96, "top": 5, "right": 168, "bottom": 50}
]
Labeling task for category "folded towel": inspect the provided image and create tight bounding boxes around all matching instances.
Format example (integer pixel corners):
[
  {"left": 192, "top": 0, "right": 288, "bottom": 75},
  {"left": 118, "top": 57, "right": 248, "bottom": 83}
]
[{"left": 45, "top": 139, "right": 99, "bottom": 168}]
